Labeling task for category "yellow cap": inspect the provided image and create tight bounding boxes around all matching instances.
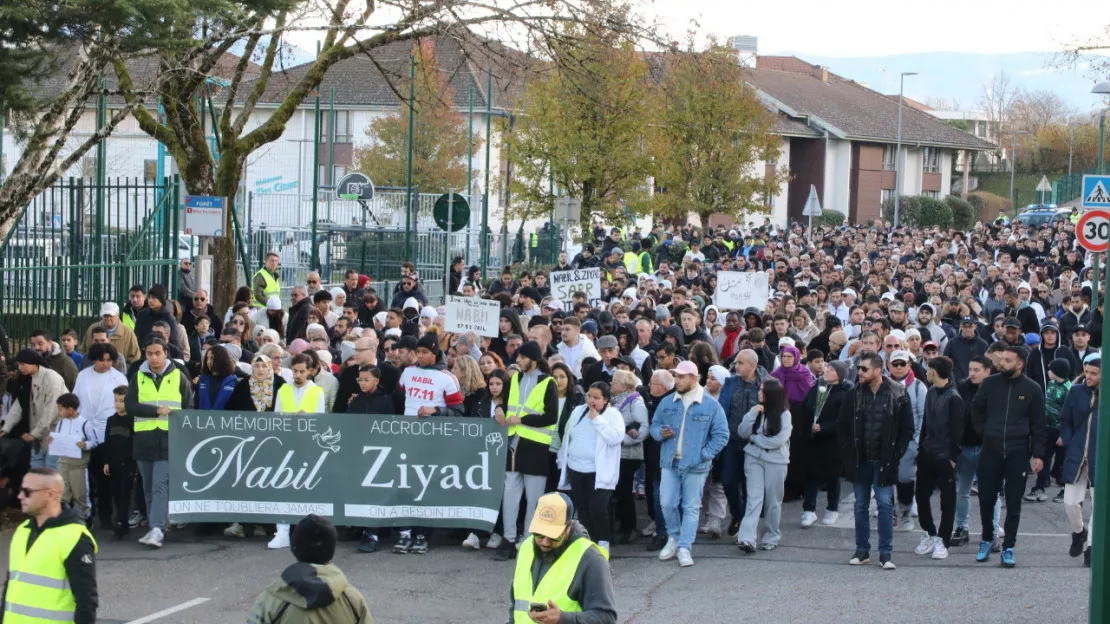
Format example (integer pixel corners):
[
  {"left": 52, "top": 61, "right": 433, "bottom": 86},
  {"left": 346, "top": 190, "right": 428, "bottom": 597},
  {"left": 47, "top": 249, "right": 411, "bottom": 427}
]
[{"left": 529, "top": 493, "right": 573, "bottom": 539}]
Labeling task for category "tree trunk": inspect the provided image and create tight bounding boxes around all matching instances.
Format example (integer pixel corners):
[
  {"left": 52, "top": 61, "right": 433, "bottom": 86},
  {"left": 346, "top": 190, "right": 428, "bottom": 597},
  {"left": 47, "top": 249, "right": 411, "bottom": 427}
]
[{"left": 698, "top": 209, "right": 713, "bottom": 231}]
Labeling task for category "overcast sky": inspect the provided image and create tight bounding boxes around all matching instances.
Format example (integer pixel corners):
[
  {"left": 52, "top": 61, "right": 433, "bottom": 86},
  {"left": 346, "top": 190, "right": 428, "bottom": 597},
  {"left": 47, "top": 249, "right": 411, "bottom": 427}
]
[{"left": 652, "top": 0, "right": 1104, "bottom": 56}]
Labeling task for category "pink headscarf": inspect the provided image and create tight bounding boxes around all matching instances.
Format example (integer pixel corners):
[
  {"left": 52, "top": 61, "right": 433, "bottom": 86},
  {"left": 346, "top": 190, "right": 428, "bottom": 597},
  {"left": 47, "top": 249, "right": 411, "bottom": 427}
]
[
  {"left": 288, "top": 339, "right": 310, "bottom": 355},
  {"left": 770, "top": 345, "right": 815, "bottom": 404}
]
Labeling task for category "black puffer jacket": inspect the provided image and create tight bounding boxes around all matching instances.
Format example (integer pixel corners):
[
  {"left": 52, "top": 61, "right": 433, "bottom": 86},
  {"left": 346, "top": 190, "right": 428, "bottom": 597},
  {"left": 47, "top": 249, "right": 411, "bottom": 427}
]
[
  {"left": 970, "top": 372, "right": 1047, "bottom": 459},
  {"left": 836, "top": 377, "right": 914, "bottom": 486},
  {"left": 919, "top": 382, "right": 964, "bottom": 463}
]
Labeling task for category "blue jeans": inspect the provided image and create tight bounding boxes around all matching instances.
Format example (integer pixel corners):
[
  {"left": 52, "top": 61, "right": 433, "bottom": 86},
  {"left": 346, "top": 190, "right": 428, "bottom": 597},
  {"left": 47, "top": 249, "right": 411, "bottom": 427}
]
[
  {"left": 954, "top": 446, "right": 1000, "bottom": 532},
  {"left": 853, "top": 460, "right": 894, "bottom": 555},
  {"left": 137, "top": 460, "right": 169, "bottom": 530},
  {"left": 31, "top": 446, "right": 58, "bottom": 470},
  {"left": 651, "top": 479, "right": 667, "bottom": 536},
  {"left": 660, "top": 467, "right": 709, "bottom": 550}
]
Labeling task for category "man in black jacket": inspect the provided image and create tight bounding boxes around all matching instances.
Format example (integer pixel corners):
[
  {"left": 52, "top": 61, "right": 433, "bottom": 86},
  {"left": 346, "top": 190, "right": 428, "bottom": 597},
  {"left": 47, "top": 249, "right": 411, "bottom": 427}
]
[
  {"left": 285, "top": 287, "right": 311, "bottom": 342},
  {"left": 1025, "top": 319, "right": 1080, "bottom": 392},
  {"left": 970, "top": 344, "right": 1046, "bottom": 567},
  {"left": 1, "top": 468, "right": 97, "bottom": 623},
  {"left": 913, "top": 356, "right": 963, "bottom": 560},
  {"left": 837, "top": 353, "right": 914, "bottom": 570},
  {"left": 942, "top": 317, "right": 988, "bottom": 382}
]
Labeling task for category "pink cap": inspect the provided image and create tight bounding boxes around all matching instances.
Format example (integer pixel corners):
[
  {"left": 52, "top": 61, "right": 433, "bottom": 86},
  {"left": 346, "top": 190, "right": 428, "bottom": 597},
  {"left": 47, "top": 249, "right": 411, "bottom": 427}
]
[{"left": 673, "top": 361, "right": 699, "bottom": 377}]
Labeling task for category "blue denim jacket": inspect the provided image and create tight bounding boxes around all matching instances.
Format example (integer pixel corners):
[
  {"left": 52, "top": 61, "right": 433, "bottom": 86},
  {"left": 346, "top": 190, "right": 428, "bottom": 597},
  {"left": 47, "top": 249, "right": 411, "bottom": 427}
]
[{"left": 650, "top": 387, "right": 730, "bottom": 473}]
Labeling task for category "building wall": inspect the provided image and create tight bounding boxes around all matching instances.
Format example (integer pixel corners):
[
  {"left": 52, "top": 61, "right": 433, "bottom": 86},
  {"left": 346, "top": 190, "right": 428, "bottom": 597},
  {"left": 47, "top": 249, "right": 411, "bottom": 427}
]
[
  {"left": 940, "top": 150, "right": 953, "bottom": 197},
  {"left": 850, "top": 143, "right": 888, "bottom": 224},
  {"left": 787, "top": 138, "right": 825, "bottom": 224},
  {"left": 901, "top": 147, "right": 922, "bottom": 196}
]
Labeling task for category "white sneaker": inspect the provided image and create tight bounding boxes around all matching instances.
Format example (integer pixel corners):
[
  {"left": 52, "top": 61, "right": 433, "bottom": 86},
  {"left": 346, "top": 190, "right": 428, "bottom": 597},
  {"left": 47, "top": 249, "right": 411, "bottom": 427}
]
[
  {"left": 146, "top": 527, "right": 164, "bottom": 548},
  {"left": 931, "top": 541, "right": 949, "bottom": 560},
  {"left": 697, "top": 523, "right": 710, "bottom": 534},
  {"left": 910, "top": 500, "right": 919, "bottom": 517},
  {"left": 138, "top": 528, "right": 156, "bottom": 546},
  {"left": 267, "top": 525, "right": 290, "bottom": 550},
  {"left": 822, "top": 511, "right": 839, "bottom": 525},
  {"left": 486, "top": 533, "right": 503, "bottom": 549},
  {"left": 705, "top": 518, "right": 722, "bottom": 539},
  {"left": 658, "top": 537, "right": 678, "bottom": 561},
  {"left": 897, "top": 512, "right": 915, "bottom": 532},
  {"left": 914, "top": 534, "right": 937, "bottom": 556},
  {"left": 641, "top": 521, "right": 656, "bottom": 537},
  {"left": 801, "top": 511, "right": 818, "bottom": 528},
  {"left": 462, "top": 533, "right": 481, "bottom": 550},
  {"left": 677, "top": 548, "right": 694, "bottom": 567},
  {"left": 224, "top": 523, "right": 245, "bottom": 538}
]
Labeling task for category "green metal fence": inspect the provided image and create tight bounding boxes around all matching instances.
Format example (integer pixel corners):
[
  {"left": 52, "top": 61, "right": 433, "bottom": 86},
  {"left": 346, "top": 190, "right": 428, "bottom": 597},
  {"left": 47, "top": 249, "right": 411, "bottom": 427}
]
[
  {"left": 1054, "top": 169, "right": 1097, "bottom": 205},
  {"left": 0, "top": 177, "right": 182, "bottom": 345}
]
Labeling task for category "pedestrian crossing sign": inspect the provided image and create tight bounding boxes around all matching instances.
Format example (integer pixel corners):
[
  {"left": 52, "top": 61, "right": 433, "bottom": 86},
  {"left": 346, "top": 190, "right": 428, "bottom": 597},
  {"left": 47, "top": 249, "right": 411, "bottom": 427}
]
[{"left": 1083, "top": 175, "right": 1110, "bottom": 208}]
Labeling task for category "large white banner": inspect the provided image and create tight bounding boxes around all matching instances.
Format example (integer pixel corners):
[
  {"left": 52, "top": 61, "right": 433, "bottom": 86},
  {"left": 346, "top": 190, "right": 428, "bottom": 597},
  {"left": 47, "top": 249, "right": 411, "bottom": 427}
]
[
  {"left": 550, "top": 268, "right": 602, "bottom": 310},
  {"left": 715, "top": 271, "right": 768, "bottom": 311},
  {"left": 445, "top": 296, "right": 501, "bottom": 337}
]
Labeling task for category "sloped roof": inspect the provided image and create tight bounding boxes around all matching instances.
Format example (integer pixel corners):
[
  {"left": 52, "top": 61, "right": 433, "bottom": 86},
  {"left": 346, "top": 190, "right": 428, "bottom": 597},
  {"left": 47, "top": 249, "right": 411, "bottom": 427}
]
[
  {"left": 238, "top": 34, "right": 531, "bottom": 112},
  {"left": 743, "top": 59, "right": 995, "bottom": 150}
]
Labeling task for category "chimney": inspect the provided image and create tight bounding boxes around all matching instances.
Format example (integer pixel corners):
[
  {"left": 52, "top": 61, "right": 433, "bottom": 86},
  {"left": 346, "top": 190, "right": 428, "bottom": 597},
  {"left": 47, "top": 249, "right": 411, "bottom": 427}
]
[
  {"left": 811, "top": 65, "right": 829, "bottom": 83},
  {"left": 728, "top": 35, "right": 758, "bottom": 68}
]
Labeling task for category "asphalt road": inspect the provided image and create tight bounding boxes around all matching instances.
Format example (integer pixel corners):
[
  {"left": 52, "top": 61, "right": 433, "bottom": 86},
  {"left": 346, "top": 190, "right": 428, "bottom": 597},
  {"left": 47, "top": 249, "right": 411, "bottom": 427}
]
[{"left": 1, "top": 478, "right": 1093, "bottom": 624}]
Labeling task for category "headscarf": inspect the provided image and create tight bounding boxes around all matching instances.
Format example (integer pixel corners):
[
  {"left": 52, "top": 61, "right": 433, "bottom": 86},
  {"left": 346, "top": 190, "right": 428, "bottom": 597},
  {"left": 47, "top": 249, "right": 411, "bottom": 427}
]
[
  {"left": 248, "top": 354, "right": 275, "bottom": 412},
  {"left": 770, "top": 345, "right": 815, "bottom": 404}
]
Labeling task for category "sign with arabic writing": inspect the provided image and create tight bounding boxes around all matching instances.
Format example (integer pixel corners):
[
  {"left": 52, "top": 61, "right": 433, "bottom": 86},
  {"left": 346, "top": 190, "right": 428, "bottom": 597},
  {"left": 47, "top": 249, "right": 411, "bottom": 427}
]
[
  {"left": 168, "top": 411, "right": 508, "bottom": 529},
  {"left": 715, "top": 271, "right": 768, "bottom": 311}
]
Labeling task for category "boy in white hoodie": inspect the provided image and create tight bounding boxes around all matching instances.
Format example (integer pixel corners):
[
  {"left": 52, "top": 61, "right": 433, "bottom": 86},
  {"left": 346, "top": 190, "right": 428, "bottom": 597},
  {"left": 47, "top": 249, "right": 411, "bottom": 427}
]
[{"left": 49, "top": 393, "right": 98, "bottom": 520}]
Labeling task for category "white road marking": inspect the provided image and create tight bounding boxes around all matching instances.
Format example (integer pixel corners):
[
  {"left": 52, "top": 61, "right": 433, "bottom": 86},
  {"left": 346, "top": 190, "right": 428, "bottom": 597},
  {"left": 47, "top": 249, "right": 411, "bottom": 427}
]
[{"left": 124, "top": 597, "right": 211, "bottom": 624}]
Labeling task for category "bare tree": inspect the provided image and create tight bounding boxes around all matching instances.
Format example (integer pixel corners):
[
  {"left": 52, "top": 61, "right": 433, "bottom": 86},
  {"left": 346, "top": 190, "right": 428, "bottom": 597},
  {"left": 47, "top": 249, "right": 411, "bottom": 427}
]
[
  {"left": 979, "top": 70, "right": 1018, "bottom": 128},
  {"left": 1010, "top": 88, "right": 1072, "bottom": 135}
]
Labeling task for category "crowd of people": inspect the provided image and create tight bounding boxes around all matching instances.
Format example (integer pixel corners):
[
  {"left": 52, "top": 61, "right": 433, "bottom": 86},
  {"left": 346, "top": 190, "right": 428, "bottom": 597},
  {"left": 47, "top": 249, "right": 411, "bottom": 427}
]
[{"left": 0, "top": 211, "right": 1103, "bottom": 621}]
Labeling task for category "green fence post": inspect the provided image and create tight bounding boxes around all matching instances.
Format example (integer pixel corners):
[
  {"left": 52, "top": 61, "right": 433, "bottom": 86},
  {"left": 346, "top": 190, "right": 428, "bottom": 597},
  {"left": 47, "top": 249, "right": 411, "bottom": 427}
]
[{"left": 405, "top": 55, "right": 415, "bottom": 261}]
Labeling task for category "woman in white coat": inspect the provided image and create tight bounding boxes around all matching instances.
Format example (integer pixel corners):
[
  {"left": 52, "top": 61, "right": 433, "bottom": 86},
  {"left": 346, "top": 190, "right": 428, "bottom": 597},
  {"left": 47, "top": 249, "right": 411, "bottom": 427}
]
[{"left": 557, "top": 380, "right": 625, "bottom": 553}]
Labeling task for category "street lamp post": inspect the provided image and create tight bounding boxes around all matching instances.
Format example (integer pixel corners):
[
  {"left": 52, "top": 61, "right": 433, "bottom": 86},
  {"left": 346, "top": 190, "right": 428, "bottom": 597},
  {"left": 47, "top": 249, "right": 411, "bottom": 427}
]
[
  {"left": 1087, "top": 79, "right": 1110, "bottom": 624},
  {"left": 1008, "top": 130, "right": 1029, "bottom": 206},
  {"left": 893, "top": 71, "right": 917, "bottom": 229}
]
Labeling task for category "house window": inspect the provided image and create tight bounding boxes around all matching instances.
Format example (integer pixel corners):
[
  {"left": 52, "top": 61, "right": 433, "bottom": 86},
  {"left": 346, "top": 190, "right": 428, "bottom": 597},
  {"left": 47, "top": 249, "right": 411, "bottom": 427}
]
[
  {"left": 319, "top": 165, "right": 348, "bottom": 184},
  {"left": 882, "top": 145, "right": 897, "bottom": 170},
  {"left": 922, "top": 190, "right": 939, "bottom": 199},
  {"left": 320, "top": 111, "right": 352, "bottom": 142},
  {"left": 923, "top": 147, "right": 940, "bottom": 173},
  {"left": 144, "top": 160, "right": 157, "bottom": 183},
  {"left": 881, "top": 188, "right": 895, "bottom": 204}
]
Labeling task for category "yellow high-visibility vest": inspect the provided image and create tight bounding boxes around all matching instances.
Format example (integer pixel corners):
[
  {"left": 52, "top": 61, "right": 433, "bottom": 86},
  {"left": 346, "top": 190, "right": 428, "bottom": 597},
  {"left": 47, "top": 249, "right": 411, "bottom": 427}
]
[
  {"left": 510, "top": 535, "right": 606, "bottom": 623},
  {"left": 623, "top": 251, "right": 640, "bottom": 275},
  {"left": 506, "top": 375, "right": 554, "bottom": 445},
  {"left": 253, "top": 268, "right": 280, "bottom": 306},
  {"left": 4, "top": 520, "right": 97, "bottom": 624},
  {"left": 277, "top": 384, "right": 324, "bottom": 413},
  {"left": 135, "top": 367, "right": 182, "bottom": 432}
]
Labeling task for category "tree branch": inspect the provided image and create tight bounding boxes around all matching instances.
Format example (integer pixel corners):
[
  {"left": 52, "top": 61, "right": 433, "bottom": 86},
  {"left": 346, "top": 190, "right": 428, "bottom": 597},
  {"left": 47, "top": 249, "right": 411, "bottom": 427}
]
[
  {"left": 231, "top": 11, "right": 287, "bottom": 137},
  {"left": 220, "top": 18, "right": 265, "bottom": 136},
  {"left": 112, "top": 55, "right": 181, "bottom": 154}
]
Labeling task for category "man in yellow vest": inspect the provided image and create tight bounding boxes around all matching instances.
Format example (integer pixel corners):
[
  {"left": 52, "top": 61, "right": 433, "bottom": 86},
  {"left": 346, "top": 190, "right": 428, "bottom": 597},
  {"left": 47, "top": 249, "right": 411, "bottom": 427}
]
[
  {"left": 493, "top": 341, "right": 558, "bottom": 561},
  {"left": 125, "top": 337, "right": 193, "bottom": 549},
  {"left": 268, "top": 353, "right": 327, "bottom": 551},
  {"left": 120, "top": 285, "right": 146, "bottom": 332},
  {"left": 253, "top": 251, "right": 281, "bottom": 307},
  {"left": 508, "top": 492, "right": 616, "bottom": 624},
  {"left": 2, "top": 468, "right": 98, "bottom": 623}
]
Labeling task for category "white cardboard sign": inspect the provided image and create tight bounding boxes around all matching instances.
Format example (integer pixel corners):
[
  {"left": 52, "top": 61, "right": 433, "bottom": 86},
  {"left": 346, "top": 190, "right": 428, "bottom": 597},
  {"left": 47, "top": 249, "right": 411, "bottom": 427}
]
[
  {"left": 445, "top": 296, "right": 501, "bottom": 337},
  {"left": 550, "top": 268, "right": 602, "bottom": 310},
  {"left": 715, "top": 271, "right": 768, "bottom": 311}
]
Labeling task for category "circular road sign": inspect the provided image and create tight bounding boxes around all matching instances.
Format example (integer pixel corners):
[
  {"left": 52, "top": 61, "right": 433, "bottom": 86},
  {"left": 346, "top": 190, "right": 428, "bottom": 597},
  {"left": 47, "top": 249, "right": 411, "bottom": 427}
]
[
  {"left": 434, "top": 193, "right": 470, "bottom": 232},
  {"left": 1077, "top": 209, "right": 1110, "bottom": 253},
  {"left": 335, "top": 172, "right": 374, "bottom": 202}
]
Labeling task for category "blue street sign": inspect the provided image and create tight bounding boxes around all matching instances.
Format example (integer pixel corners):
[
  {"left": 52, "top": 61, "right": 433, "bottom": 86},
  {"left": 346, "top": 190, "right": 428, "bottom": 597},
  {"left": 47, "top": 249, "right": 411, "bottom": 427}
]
[{"left": 1083, "top": 175, "right": 1110, "bottom": 209}]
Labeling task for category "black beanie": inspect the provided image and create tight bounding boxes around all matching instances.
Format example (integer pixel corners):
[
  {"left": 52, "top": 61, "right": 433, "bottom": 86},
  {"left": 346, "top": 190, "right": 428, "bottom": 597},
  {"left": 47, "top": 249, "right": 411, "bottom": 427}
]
[
  {"left": 517, "top": 340, "right": 543, "bottom": 363},
  {"left": 1048, "top": 358, "right": 1072, "bottom": 381},
  {"left": 290, "top": 514, "right": 337, "bottom": 565},
  {"left": 417, "top": 334, "right": 439, "bottom": 354},
  {"left": 15, "top": 348, "right": 48, "bottom": 367}
]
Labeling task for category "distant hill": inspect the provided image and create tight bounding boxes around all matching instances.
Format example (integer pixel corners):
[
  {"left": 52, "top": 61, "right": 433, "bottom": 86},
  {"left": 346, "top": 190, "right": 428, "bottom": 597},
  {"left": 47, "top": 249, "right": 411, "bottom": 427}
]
[{"left": 786, "top": 52, "right": 1100, "bottom": 112}]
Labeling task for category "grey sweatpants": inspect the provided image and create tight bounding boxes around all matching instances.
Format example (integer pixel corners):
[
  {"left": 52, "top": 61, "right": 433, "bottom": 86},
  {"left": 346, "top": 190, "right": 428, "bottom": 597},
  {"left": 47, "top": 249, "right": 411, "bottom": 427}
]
[
  {"left": 737, "top": 456, "right": 787, "bottom": 547},
  {"left": 502, "top": 472, "right": 546, "bottom": 543}
]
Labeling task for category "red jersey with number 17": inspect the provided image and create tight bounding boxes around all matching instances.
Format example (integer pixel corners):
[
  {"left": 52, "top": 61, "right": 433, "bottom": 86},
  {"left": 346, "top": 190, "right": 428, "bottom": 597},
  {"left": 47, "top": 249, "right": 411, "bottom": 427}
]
[{"left": 398, "top": 365, "right": 464, "bottom": 416}]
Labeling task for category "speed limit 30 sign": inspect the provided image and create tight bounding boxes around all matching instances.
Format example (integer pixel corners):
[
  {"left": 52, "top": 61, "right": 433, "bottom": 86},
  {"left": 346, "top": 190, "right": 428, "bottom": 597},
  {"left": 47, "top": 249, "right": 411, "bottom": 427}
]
[{"left": 1077, "top": 209, "right": 1110, "bottom": 253}]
